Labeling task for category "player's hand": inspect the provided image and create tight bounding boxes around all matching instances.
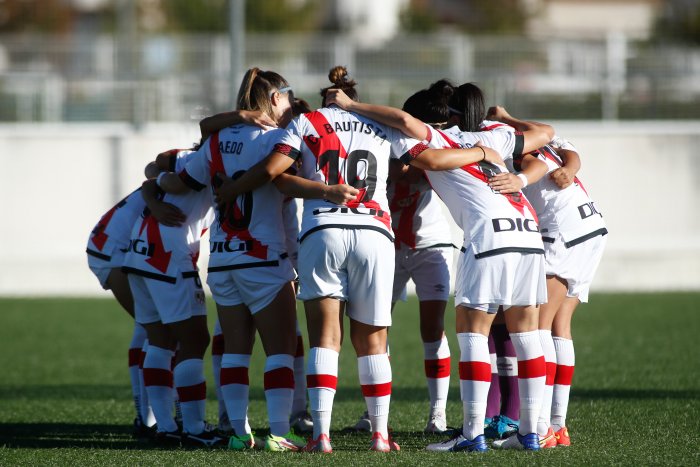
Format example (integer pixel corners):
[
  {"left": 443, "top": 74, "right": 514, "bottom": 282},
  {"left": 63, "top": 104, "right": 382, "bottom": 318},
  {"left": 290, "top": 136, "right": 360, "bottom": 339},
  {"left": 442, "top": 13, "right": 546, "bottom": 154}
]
[
  {"left": 474, "top": 141, "right": 504, "bottom": 165},
  {"left": 149, "top": 201, "right": 186, "bottom": 227},
  {"left": 488, "top": 172, "right": 523, "bottom": 194},
  {"left": 325, "top": 184, "right": 360, "bottom": 205},
  {"left": 550, "top": 166, "right": 574, "bottom": 189},
  {"left": 324, "top": 89, "right": 354, "bottom": 110},
  {"left": 485, "top": 106, "right": 512, "bottom": 122},
  {"left": 238, "top": 110, "right": 277, "bottom": 128},
  {"left": 213, "top": 172, "right": 237, "bottom": 206}
]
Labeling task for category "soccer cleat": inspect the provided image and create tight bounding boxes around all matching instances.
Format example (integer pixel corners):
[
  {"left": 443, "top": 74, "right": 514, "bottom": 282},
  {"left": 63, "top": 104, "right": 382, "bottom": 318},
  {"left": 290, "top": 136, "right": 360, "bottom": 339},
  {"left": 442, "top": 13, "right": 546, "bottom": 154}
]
[
  {"left": 554, "top": 426, "right": 571, "bottom": 446},
  {"left": 303, "top": 433, "right": 333, "bottom": 453},
  {"left": 485, "top": 415, "right": 519, "bottom": 439},
  {"left": 153, "top": 428, "right": 182, "bottom": 446},
  {"left": 217, "top": 413, "right": 233, "bottom": 436},
  {"left": 133, "top": 417, "right": 156, "bottom": 440},
  {"left": 352, "top": 410, "right": 372, "bottom": 432},
  {"left": 424, "top": 411, "right": 448, "bottom": 434},
  {"left": 493, "top": 432, "right": 540, "bottom": 451},
  {"left": 425, "top": 432, "right": 487, "bottom": 452},
  {"left": 228, "top": 432, "right": 258, "bottom": 451},
  {"left": 369, "top": 431, "right": 400, "bottom": 452},
  {"left": 182, "top": 425, "right": 227, "bottom": 447},
  {"left": 484, "top": 416, "right": 498, "bottom": 439},
  {"left": 290, "top": 410, "right": 314, "bottom": 433},
  {"left": 264, "top": 431, "right": 306, "bottom": 452},
  {"left": 540, "top": 427, "right": 557, "bottom": 449}
]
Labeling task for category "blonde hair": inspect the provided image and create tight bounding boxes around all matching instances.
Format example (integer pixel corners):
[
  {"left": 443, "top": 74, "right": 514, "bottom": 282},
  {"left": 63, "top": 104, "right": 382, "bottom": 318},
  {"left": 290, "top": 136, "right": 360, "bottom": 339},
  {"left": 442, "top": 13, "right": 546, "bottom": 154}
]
[
  {"left": 320, "top": 65, "right": 359, "bottom": 106},
  {"left": 236, "top": 67, "right": 290, "bottom": 118}
]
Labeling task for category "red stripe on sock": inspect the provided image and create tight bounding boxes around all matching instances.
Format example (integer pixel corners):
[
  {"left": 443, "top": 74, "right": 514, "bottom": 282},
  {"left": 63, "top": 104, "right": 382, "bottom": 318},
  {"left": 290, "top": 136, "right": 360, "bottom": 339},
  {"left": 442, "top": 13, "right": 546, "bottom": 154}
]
[
  {"left": 518, "top": 356, "right": 546, "bottom": 379},
  {"left": 361, "top": 381, "right": 392, "bottom": 397},
  {"left": 554, "top": 364, "right": 575, "bottom": 386},
  {"left": 143, "top": 368, "right": 173, "bottom": 387},
  {"left": 458, "top": 361, "right": 491, "bottom": 382},
  {"left": 128, "top": 348, "right": 141, "bottom": 367},
  {"left": 264, "top": 367, "right": 295, "bottom": 390},
  {"left": 424, "top": 357, "right": 451, "bottom": 379},
  {"left": 545, "top": 361, "right": 557, "bottom": 385},
  {"left": 211, "top": 334, "right": 224, "bottom": 356},
  {"left": 306, "top": 374, "right": 337, "bottom": 390},
  {"left": 220, "top": 367, "right": 249, "bottom": 386},
  {"left": 177, "top": 381, "right": 206, "bottom": 402},
  {"left": 295, "top": 336, "right": 305, "bottom": 357}
]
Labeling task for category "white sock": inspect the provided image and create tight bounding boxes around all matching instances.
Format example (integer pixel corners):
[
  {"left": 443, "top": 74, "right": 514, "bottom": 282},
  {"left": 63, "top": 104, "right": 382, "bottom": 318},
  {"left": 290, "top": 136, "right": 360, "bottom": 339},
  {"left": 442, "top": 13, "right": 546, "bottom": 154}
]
[
  {"left": 423, "top": 336, "right": 450, "bottom": 413},
  {"left": 174, "top": 358, "right": 206, "bottom": 435},
  {"left": 457, "top": 332, "right": 490, "bottom": 440},
  {"left": 264, "top": 353, "right": 295, "bottom": 436},
  {"left": 358, "top": 353, "right": 392, "bottom": 438},
  {"left": 538, "top": 330, "right": 556, "bottom": 436},
  {"left": 552, "top": 337, "right": 575, "bottom": 431},
  {"left": 128, "top": 324, "right": 147, "bottom": 421},
  {"left": 307, "top": 347, "right": 338, "bottom": 439},
  {"left": 510, "top": 331, "right": 546, "bottom": 435},
  {"left": 143, "top": 345, "right": 177, "bottom": 433},
  {"left": 221, "top": 353, "right": 251, "bottom": 436}
]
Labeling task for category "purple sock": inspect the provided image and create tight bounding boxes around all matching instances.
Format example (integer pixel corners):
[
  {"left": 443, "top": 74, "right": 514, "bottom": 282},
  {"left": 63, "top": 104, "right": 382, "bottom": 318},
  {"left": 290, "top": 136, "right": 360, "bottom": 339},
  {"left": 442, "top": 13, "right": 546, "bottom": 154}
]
[
  {"left": 492, "top": 324, "right": 519, "bottom": 421},
  {"left": 485, "top": 333, "right": 500, "bottom": 418}
]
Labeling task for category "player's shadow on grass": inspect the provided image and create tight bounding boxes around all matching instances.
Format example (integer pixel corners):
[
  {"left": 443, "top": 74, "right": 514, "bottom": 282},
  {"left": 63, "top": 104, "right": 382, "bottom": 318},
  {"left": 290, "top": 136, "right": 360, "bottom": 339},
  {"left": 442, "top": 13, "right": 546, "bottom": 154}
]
[{"left": 0, "top": 422, "right": 171, "bottom": 449}]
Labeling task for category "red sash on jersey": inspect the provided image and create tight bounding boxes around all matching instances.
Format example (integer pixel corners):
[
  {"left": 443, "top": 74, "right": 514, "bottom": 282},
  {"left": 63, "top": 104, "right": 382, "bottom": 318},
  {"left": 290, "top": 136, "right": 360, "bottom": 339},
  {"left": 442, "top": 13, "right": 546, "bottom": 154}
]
[
  {"left": 539, "top": 145, "right": 587, "bottom": 195},
  {"left": 303, "top": 111, "right": 391, "bottom": 229},
  {"left": 209, "top": 132, "right": 268, "bottom": 260},
  {"left": 137, "top": 214, "right": 172, "bottom": 274},
  {"left": 436, "top": 128, "right": 538, "bottom": 220},
  {"left": 91, "top": 206, "right": 118, "bottom": 251},
  {"left": 390, "top": 182, "right": 419, "bottom": 249}
]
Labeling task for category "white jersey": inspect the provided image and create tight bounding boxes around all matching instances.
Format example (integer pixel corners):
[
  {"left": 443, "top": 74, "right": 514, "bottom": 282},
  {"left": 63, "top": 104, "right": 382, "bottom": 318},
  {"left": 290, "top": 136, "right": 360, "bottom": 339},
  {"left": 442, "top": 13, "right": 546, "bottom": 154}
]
[
  {"left": 282, "top": 197, "right": 300, "bottom": 269},
  {"left": 86, "top": 188, "right": 145, "bottom": 264},
  {"left": 522, "top": 138, "right": 607, "bottom": 247},
  {"left": 179, "top": 125, "right": 290, "bottom": 271},
  {"left": 387, "top": 174, "right": 452, "bottom": 250},
  {"left": 123, "top": 150, "right": 214, "bottom": 282},
  {"left": 273, "top": 106, "right": 415, "bottom": 243},
  {"left": 399, "top": 124, "right": 543, "bottom": 258}
]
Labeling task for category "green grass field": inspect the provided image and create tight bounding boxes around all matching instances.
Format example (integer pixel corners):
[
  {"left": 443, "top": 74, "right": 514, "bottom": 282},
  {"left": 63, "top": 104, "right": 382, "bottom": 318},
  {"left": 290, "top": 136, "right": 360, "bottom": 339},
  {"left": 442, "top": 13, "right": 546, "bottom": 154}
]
[{"left": 1, "top": 293, "right": 699, "bottom": 465}]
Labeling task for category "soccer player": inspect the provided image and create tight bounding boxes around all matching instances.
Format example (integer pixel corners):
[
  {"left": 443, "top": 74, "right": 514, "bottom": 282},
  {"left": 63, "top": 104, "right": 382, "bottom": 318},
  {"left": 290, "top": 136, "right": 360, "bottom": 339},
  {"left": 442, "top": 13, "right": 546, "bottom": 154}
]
[
  {"left": 123, "top": 148, "right": 219, "bottom": 447},
  {"left": 325, "top": 80, "right": 554, "bottom": 453},
  {"left": 155, "top": 68, "right": 357, "bottom": 452},
  {"left": 213, "top": 66, "right": 499, "bottom": 453},
  {"left": 86, "top": 157, "right": 184, "bottom": 437},
  {"left": 515, "top": 134, "right": 607, "bottom": 447}
]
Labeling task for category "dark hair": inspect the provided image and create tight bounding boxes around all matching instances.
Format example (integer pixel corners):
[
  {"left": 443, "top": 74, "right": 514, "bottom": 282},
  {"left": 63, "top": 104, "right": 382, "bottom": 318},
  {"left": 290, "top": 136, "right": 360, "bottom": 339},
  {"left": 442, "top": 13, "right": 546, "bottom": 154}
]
[
  {"left": 320, "top": 66, "right": 359, "bottom": 106},
  {"left": 292, "top": 97, "right": 312, "bottom": 116},
  {"left": 402, "top": 79, "right": 455, "bottom": 127},
  {"left": 448, "top": 83, "right": 486, "bottom": 132},
  {"left": 236, "top": 67, "right": 290, "bottom": 117}
]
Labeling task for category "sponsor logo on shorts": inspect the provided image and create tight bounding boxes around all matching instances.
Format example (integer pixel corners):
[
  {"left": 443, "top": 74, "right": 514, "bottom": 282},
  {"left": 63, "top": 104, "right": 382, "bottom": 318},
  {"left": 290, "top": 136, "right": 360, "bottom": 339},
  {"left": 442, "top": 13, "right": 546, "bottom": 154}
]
[
  {"left": 578, "top": 202, "right": 602, "bottom": 219},
  {"left": 492, "top": 218, "right": 539, "bottom": 233}
]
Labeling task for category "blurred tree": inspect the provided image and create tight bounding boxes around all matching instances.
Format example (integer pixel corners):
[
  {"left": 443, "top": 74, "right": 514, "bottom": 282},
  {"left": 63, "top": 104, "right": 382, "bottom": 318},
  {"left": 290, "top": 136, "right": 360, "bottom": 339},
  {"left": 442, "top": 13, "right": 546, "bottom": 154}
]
[
  {"left": 163, "top": 0, "right": 323, "bottom": 33},
  {"left": 0, "top": 0, "right": 75, "bottom": 33},
  {"left": 401, "top": 0, "right": 530, "bottom": 34},
  {"left": 654, "top": 0, "right": 700, "bottom": 44}
]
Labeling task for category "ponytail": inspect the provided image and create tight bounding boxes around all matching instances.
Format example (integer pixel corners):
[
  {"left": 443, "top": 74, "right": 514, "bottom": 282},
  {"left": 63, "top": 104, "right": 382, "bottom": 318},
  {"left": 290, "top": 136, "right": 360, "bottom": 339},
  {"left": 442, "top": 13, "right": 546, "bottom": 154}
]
[
  {"left": 235, "top": 67, "right": 290, "bottom": 119},
  {"left": 321, "top": 65, "right": 359, "bottom": 106},
  {"left": 449, "top": 83, "right": 485, "bottom": 132}
]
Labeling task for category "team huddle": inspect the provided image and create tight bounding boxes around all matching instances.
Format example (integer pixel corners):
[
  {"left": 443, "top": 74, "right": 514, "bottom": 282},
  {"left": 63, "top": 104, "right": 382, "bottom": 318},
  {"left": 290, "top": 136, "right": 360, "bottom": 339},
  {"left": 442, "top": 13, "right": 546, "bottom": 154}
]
[{"left": 85, "top": 65, "right": 606, "bottom": 453}]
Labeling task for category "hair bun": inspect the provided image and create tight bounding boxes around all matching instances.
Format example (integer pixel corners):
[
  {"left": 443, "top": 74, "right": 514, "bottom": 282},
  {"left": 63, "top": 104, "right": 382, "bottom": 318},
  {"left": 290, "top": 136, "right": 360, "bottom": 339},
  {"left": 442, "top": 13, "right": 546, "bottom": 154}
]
[
  {"left": 328, "top": 65, "right": 357, "bottom": 88},
  {"left": 428, "top": 79, "right": 454, "bottom": 102}
]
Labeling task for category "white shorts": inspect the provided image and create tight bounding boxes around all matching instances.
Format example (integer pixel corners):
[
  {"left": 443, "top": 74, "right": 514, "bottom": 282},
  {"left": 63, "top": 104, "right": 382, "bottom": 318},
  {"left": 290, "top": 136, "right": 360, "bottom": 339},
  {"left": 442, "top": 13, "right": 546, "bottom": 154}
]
[
  {"left": 298, "top": 228, "right": 394, "bottom": 327},
  {"left": 128, "top": 272, "right": 207, "bottom": 325},
  {"left": 544, "top": 232, "right": 607, "bottom": 303},
  {"left": 207, "top": 256, "right": 295, "bottom": 313},
  {"left": 87, "top": 247, "right": 126, "bottom": 289},
  {"left": 455, "top": 245, "right": 547, "bottom": 311},
  {"left": 393, "top": 246, "right": 452, "bottom": 302}
]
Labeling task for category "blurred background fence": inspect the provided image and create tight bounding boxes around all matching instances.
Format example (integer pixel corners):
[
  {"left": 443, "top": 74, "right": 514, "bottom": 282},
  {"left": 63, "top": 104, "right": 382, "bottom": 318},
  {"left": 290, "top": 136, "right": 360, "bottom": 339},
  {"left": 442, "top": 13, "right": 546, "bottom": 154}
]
[{"left": 1, "top": 32, "right": 700, "bottom": 123}]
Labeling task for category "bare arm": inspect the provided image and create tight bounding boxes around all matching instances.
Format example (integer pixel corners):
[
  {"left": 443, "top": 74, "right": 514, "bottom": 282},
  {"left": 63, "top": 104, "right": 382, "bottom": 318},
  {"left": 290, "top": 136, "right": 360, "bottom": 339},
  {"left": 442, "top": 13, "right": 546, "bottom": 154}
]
[
  {"left": 550, "top": 148, "right": 581, "bottom": 189},
  {"left": 272, "top": 173, "right": 359, "bottom": 205},
  {"left": 488, "top": 154, "right": 548, "bottom": 194},
  {"left": 213, "top": 151, "right": 295, "bottom": 205},
  {"left": 200, "top": 110, "right": 277, "bottom": 141},
  {"left": 324, "top": 89, "right": 429, "bottom": 141},
  {"left": 409, "top": 143, "right": 503, "bottom": 171},
  {"left": 141, "top": 179, "right": 187, "bottom": 226},
  {"left": 486, "top": 106, "right": 554, "bottom": 154}
]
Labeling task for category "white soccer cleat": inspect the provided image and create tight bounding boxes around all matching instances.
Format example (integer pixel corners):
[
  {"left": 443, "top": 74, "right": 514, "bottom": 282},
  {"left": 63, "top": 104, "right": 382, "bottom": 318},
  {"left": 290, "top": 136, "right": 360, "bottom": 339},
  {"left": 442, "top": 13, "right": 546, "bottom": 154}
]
[{"left": 424, "top": 411, "right": 448, "bottom": 434}]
